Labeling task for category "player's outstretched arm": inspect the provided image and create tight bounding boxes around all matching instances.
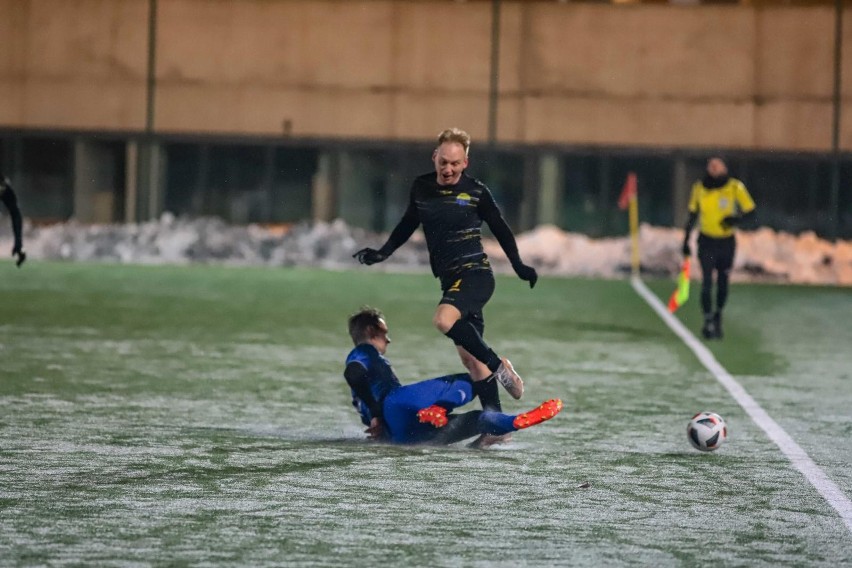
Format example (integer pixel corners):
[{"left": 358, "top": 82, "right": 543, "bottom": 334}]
[
  {"left": 0, "top": 176, "right": 25, "bottom": 267},
  {"left": 353, "top": 248, "right": 387, "bottom": 265},
  {"left": 479, "top": 191, "right": 537, "bottom": 288},
  {"left": 364, "top": 417, "right": 384, "bottom": 440},
  {"left": 353, "top": 197, "right": 419, "bottom": 265}
]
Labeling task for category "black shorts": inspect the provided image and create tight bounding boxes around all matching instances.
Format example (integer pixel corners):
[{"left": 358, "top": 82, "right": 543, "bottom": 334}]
[
  {"left": 438, "top": 269, "right": 495, "bottom": 335},
  {"left": 698, "top": 234, "right": 735, "bottom": 274}
]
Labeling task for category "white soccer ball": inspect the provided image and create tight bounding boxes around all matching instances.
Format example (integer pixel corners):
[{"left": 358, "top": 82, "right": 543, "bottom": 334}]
[{"left": 687, "top": 411, "right": 727, "bottom": 452}]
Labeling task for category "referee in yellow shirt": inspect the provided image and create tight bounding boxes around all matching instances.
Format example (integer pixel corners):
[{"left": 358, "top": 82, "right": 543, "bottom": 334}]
[{"left": 682, "top": 157, "right": 756, "bottom": 339}]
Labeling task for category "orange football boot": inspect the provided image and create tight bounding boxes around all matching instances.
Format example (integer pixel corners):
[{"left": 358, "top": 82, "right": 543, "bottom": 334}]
[
  {"left": 417, "top": 405, "right": 448, "bottom": 428},
  {"left": 513, "top": 399, "right": 563, "bottom": 429}
]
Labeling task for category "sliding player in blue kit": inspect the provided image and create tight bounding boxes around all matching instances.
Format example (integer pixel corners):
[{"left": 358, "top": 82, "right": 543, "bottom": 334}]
[{"left": 343, "top": 307, "right": 562, "bottom": 446}]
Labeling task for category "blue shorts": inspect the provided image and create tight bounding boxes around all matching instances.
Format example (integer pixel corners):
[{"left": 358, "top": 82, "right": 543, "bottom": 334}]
[
  {"left": 382, "top": 374, "right": 516, "bottom": 444},
  {"left": 382, "top": 374, "right": 474, "bottom": 444}
]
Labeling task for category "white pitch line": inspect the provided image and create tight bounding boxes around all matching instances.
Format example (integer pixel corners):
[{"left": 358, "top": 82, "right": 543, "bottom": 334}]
[{"left": 631, "top": 276, "right": 852, "bottom": 535}]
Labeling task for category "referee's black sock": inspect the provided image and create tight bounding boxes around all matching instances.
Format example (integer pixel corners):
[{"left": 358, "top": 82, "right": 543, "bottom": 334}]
[
  {"left": 444, "top": 320, "right": 502, "bottom": 372},
  {"left": 472, "top": 378, "right": 502, "bottom": 412}
]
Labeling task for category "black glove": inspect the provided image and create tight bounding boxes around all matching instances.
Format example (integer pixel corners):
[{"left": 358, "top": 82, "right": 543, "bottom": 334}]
[
  {"left": 513, "top": 262, "right": 538, "bottom": 289},
  {"left": 682, "top": 241, "right": 691, "bottom": 257},
  {"left": 12, "top": 240, "right": 25, "bottom": 266},
  {"left": 353, "top": 248, "right": 388, "bottom": 266},
  {"left": 720, "top": 216, "right": 739, "bottom": 229}
]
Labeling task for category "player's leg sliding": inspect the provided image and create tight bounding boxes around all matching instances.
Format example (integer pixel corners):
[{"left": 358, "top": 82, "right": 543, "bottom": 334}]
[
  {"left": 419, "top": 399, "right": 563, "bottom": 441},
  {"left": 476, "top": 399, "right": 564, "bottom": 436}
]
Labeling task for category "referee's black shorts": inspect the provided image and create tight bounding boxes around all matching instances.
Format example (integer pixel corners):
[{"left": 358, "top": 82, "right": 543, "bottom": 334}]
[
  {"left": 698, "top": 234, "right": 735, "bottom": 274},
  {"left": 438, "top": 268, "right": 495, "bottom": 336}
]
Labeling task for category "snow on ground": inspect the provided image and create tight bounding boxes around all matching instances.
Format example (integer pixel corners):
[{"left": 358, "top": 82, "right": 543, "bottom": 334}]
[{"left": 1, "top": 214, "right": 850, "bottom": 285}]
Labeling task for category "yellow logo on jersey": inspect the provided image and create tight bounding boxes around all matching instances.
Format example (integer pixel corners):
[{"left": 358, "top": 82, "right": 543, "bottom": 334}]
[
  {"left": 448, "top": 279, "right": 462, "bottom": 292},
  {"left": 455, "top": 193, "right": 472, "bottom": 206}
]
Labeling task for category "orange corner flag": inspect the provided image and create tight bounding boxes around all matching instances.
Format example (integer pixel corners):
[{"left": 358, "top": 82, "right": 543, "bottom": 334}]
[
  {"left": 617, "top": 172, "right": 637, "bottom": 210},
  {"left": 667, "top": 258, "right": 691, "bottom": 313}
]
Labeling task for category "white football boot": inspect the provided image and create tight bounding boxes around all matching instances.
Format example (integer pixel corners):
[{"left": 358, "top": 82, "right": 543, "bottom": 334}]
[{"left": 493, "top": 357, "right": 524, "bottom": 400}]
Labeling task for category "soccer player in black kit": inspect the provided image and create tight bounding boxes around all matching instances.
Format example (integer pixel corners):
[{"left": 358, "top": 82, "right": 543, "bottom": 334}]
[
  {"left": 354, "top": 128, "right": 538, "bottom": 421},
  {"left": 1, "top": 176, "right": 25, "bottom": 267}
]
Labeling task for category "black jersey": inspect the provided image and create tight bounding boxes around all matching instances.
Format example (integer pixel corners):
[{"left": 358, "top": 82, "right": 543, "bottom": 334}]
[{"left": 379, "top": 172, "right": 522, "bottom": 279}]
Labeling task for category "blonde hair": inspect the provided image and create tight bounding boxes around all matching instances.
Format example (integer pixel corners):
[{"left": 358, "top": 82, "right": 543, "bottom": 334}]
[{"left": 437, "top": 128, "right": 471, "bottom": 156}]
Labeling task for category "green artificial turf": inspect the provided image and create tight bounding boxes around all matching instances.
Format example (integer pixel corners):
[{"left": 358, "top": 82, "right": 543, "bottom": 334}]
[{"left": 0, "top": 262, "right": 849, "bottom": 566}]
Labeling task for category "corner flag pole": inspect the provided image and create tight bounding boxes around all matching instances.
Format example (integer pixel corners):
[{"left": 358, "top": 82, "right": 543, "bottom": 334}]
[
  {"left": 629, "top": 187, "right": 640, "bottom": 277},
  {"left": 618, "top": 172, "right": 640, "bottom": 277}
]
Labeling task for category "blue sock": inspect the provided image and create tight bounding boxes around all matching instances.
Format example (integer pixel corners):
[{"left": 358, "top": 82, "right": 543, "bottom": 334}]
[{"left": 478, "top": 411, "right": 517, "bottom": 435}]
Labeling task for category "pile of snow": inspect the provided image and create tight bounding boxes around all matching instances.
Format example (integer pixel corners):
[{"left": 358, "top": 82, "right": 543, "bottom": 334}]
[
  {"left": 500, "top": 224, "right": 852, "bottom": 285},
  {"left": 1, "top": 214, "right": 849, "bottom": 285}
]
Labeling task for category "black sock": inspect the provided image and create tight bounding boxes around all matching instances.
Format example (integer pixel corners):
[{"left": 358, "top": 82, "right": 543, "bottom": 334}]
[
  {"left": 473, "top": 378, "right": 502, "bottom": 412},
  {"left": 444, "top": 320, "right": 501, "bottom": 372}
]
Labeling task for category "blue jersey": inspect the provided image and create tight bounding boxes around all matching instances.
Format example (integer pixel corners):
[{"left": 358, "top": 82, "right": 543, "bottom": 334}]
[{"left": 345, "top": 344, "right": 402, "bottom": 426}]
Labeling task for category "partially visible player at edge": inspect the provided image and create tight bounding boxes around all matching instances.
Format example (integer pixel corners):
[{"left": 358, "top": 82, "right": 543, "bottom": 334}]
[
  {"left": 353, "top": 128, "right": 537, "bottom": 421},
  {"left": 0, "top": 175, "right": 25, "bottom": 267},
  {"left": 682, "top": 157, "right": 755, "bottom": 339},
  {"left": 344, "top": 306, "right": 562, "bottom": 445}
]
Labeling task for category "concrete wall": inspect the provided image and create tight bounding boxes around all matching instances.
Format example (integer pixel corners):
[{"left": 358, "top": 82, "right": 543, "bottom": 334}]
[
  {"left": 1, "top": 0, "right": 850, "bottom": 151},
  {"left": 0, "top": 0, "right": 149, "bottom": 130}
]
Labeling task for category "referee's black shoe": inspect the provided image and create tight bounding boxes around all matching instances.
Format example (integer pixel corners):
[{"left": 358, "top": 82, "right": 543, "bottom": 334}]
[
  {"left": 701, "top": 313, "right": 716, "bottom": 340},
  {"left": 712, "top": 311, "right": 723, "bottom": 339}
]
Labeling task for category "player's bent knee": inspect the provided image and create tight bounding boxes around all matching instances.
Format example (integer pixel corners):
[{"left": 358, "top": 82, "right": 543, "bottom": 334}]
[
  {"left": 433, "top": 314, "right": 456, "bottom": 334},
  {"left": 434, "top": 304, "right": 463, "bottom": 334}
]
